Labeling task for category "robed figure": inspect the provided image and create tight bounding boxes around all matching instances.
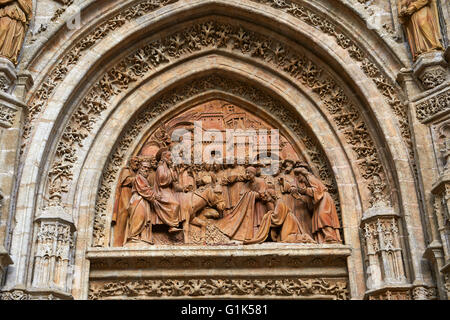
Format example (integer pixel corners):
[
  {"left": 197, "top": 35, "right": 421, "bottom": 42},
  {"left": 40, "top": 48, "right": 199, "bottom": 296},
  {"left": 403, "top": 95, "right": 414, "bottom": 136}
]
[
  {"left": 294, "top": 167, "right": 342, "bottom": 244},
  {"left": 0, "top": 0, "right": 32, "bottom": 64},
  {"left": 245, "top": 201, "right": 316, "bottom": 245},
  {"left": 112, "top": 158, "right": 139, "bottom": 246},
  {"left": 398, "top": 0, "right": 443, "bottom": 60},
  {"left": 215, "top": 166, "right": 268, "bottom": 242},
  {"left": 152, "top": 149, "right": 183, "bottom": 233}
]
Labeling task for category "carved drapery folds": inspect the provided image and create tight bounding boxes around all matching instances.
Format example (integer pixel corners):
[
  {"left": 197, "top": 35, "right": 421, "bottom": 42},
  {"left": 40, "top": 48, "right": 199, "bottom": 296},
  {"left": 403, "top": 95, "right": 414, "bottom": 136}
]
[
  {"left": 361, "top": 207, "right": 408, "bottom": 297},
  {"left": 31, "top": 209, "right": 75, "bottom": 294},
  {"left": 89, "top": 278, "right": 349, "bottom": 300},
  {"left": 0, "top": 0, "right": 32, "bottom": 65},
  {"left": 397, "top": 0, "right": 444, "bottom": 61},
  {"left": 416, "top": 87, "right": 450, "bottom": 123},
  {"left": 0, "top": 103, "right": 16, "bottom": 127}
]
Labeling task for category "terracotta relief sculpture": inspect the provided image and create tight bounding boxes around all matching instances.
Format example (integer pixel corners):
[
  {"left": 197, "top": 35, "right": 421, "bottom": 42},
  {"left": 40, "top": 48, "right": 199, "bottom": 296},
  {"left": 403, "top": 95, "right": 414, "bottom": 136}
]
[
  {"left": 0, "top": 0, "right": 32, "bottom": 64},
  {"left": 111, "top": 100, "right": 343, "bottom": 246},
  {"left": 398, "top": 0, "right": 443, "bottom": 60}
]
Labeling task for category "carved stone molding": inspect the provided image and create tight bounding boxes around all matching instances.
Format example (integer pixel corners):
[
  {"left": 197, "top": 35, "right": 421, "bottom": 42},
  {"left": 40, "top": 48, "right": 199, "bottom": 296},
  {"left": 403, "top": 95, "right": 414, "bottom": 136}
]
[
  {"left": 45, "top": 20, "right": 389, "bottom": 229},
  {"left": 0, "top": 103, "right": 17, "bottom": 128},
  {"left": 89, "top": 277, "right": 349, "bottom": 300},
  {"left": 416, "top": 87, "right": 450, "bottom": 123},
  {"left": 411, "top": 286, "right": 438, "bottom": 300},
  {"left": 87, "top": 245, "right": 351, "bottom": 272}
]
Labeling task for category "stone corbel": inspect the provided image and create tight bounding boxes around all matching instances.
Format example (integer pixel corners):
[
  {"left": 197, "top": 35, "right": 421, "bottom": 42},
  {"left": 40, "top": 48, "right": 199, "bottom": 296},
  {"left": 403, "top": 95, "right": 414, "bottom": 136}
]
[
  {"left": 413, "top": 51, "right": 448, "bottom": 91},
  {"left": 360, "top": 205, "right": 410, "bottom": 299},
  {"left": 30, "top": 203, "right": 76, "bottom": 299}
]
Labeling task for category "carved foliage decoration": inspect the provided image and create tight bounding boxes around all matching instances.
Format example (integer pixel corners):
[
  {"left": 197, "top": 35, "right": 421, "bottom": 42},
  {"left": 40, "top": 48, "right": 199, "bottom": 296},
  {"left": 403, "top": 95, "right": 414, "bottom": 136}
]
[
  {"left": 368, "top": 289, "right": 411, "bottom": 300},
  {"left": 47, "top": 21, "right": 388, "bottom": 219},
  {"left": 416, "top": 88, "right": 450, "bottom": 123},
  {"left": 0, "top": 103, "right": 17, "bottom": 127},
  {"left": 419, "top": 66, "right": 447, "bottom": 90},
  {"left": 89, "top": 278, "right": 349, "bottom": 300}
]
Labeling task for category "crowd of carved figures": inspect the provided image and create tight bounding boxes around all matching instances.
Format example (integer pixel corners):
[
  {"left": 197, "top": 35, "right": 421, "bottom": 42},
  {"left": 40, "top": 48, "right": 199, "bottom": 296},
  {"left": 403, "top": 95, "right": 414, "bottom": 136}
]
[
  {"left": 111, "top": 101, "right": 342, "bottom": 246},
  {"left": 113, "top": 152, "right": 341, "bottom": 246},
  {"left": 112, "top": 152, "right": 342, "bottom": 246},
  {"left": 0, "top": 0, "right": 32, "bottom": 65}
]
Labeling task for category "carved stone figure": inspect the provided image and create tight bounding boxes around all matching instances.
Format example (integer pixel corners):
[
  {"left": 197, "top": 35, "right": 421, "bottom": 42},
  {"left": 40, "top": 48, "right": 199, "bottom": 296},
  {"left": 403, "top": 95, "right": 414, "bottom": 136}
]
[
  {"left": 112, "top": 157, "right": 139, "bottom": 246},
  {"left": 279, "top": 164, "right": 315, "bottom": 239},
  {"left": 215, "top": 166, "right": 269, "bottom": 242},
  {"left": 0, "top": 0, "right": 32, "bottom": 64},
  {"left": 294, "top": 165, "right": 342, "bottom": 244},
  {"left": 245, "top": 201, "right": 316, "bottom": 245},
  {"left": 398, "top": 0, "right": 443, "bottom": 60}
]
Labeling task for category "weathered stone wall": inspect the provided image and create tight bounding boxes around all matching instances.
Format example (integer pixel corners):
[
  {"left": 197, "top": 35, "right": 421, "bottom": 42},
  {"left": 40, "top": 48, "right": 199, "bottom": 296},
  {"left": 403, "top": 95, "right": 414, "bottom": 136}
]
[{"left": 0, "top": 0, "right": 448, "bottom": 300}]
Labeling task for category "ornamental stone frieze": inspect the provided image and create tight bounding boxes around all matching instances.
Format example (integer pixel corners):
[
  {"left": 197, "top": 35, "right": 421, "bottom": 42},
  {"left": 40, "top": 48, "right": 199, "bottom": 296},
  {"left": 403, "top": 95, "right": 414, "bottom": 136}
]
[
  {"left": 87, "top": 244, "right": 351, "bottom": 300},
  {"left": 416, "top": 86, "right": 450, "bottom": 123},
  {"left": 89, "top": 278, "right": 350, "bottom": 300},
  {"left": 46, "top": 20, "right": 390, "bottom": 219}
]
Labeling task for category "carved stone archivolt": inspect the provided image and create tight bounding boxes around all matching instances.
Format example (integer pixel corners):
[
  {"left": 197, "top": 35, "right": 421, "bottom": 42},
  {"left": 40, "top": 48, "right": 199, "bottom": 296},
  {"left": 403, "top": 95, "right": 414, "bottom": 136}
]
[
  {"left": 416, "top": 87, "right": 450, "bottom": 123},
  {"left": 44, "top": 20, "right": 390, "bottom": 230},
  {"left": 23, "top": 0, "right": 411, "bottom": 196},
  {"left": 0, "top": 103, "right": 17, "bottom": 127},
  {"left": 89, "top": 278, "right": 349, "bottom": 300},
  {"left": 94, "top": 76, "right": 347, "bottom": 247}
]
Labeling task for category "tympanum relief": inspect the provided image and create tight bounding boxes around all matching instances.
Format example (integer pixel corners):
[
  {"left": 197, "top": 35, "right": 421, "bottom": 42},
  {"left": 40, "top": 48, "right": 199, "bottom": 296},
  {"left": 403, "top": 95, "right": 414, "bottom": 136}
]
[{"left": 111, "top": 100, "right": 342, "bottom": 247}]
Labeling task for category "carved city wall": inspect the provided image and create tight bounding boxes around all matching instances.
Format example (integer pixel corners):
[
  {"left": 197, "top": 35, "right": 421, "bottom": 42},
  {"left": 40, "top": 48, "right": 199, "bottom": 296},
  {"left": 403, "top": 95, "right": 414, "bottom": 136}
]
[{"left": 0, "top": 0, "right": 447, "bottom": 300}]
